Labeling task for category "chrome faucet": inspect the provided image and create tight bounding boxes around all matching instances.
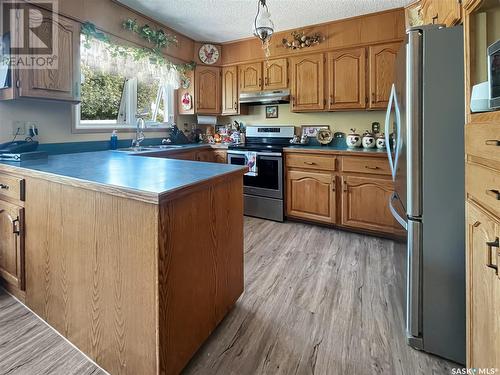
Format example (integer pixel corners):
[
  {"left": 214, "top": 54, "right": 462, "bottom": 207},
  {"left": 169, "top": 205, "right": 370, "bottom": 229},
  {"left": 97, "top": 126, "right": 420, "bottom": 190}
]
[{"left": 132, "top": 112, "right": 148, "bottom": 148}]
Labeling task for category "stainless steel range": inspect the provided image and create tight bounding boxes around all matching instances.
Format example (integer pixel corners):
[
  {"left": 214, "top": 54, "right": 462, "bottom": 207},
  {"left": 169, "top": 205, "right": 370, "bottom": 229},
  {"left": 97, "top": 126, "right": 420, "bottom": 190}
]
[{"left": 227, "top": 125, "right": 295, "bottom": 222}]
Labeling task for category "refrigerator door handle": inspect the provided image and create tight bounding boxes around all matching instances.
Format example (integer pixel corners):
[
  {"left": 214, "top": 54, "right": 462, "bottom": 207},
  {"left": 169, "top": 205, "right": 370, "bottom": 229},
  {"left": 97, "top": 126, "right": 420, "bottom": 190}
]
[
  {"left": 389, "top": 192, "right": 408, "bottom": 230},
  {"left": 385, "top": 85, "right": 396, "bottom": 180},
  {"left": 407, "top": 220, "right": 422, "bottom": 341}
]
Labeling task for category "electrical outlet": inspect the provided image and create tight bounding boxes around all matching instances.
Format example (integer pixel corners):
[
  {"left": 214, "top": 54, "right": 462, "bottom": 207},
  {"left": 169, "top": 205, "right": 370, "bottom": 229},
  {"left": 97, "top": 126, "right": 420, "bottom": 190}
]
[{"left": 12, "top": 121, "right": 26, "bottom": 136}]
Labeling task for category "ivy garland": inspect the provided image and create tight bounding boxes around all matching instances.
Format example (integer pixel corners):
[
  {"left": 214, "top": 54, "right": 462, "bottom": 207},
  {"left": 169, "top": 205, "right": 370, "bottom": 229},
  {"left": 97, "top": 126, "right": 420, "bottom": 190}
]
[{"left": 80, "top": 21, "right": 196, "bottom": 79}]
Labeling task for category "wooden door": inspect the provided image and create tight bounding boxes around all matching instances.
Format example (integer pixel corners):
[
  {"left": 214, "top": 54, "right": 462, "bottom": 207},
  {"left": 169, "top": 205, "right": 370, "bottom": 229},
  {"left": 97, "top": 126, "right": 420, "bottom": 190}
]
[
  {"left": 18, "top": 9, "right": 80, "bottom": 102},
  {"left": 467, "top": 202, "right": 500, "bottom": 368},
  {"left": 263, "top": 58, "right": 288, "bottom": 90},
  {"left": 328, "top": 48, "right": 366, "bottom": 110},
  {"left": 341, "top": 176, "right": 396, "bottom": 234},
  {"left": 286, "top": 169, "right": 335, "bottom": 224},
  {"left": 0, "top": 200, "right": 24, "bottom": 290},
  {"left": 195, "top": 66, "right": 221, "bottom": 114},
  {"left": 239, "top": 62, "right": 262, "bottom": 92},
  {"left": 290, "top": 54, "right": 325, "bottom": 111},
  {"left": 222, "top": 66, "right": 238, "bottom": 115},
  {"left": 368, "top": 43, "right": 400, "bottom": 109},
  {"left": 195, "top": 150, "right": 215, "bottom": 162},
  {"left": 421, "top": 0, "right": 461, "bottom": 26}
]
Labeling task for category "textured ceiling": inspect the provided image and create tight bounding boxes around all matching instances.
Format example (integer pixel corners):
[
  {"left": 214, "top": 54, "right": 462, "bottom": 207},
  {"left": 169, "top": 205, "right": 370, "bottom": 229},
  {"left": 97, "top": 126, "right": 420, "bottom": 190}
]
[{"left": 117, "top": 0, "right": 412, "bottom": 43}]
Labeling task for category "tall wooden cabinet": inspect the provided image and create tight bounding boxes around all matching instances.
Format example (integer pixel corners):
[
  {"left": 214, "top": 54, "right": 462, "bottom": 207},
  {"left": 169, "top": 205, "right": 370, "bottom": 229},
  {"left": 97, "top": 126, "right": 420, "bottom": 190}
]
[
  {"left": 368, "top": 43, "right": 399, "bottom": 109},
  {"left": 222, "top": 66, "right": 238, "bottom": 115},
  {"left": 0, "top": 5, "right": 80, "bottom": 102},
  {"left": 195, "top": 66, "right": 221, "bottom": 114},
  {"left": 0, "top": 200, "right": 24, "bottom": 291},
  {"left": 420, "top": 0, "right": 462, "bottom": 26},
  {"left": 290, "top": 53, "right": 325, "bottom": 112},
  {"left": 327, "top": 48, "right": 366, "bottom": 110}
]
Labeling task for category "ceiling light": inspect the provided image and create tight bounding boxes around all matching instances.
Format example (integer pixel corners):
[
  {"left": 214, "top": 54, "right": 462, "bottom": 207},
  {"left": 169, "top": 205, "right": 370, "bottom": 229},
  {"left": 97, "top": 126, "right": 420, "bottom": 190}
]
[{"left": 253, "top": 0, "right": 274, "bottom": 44}]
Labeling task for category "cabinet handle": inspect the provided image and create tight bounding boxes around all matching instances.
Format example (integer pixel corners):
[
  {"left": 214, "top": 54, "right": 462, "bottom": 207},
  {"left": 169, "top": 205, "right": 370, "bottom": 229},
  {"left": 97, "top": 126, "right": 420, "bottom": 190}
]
[
  {"left": 234, "top": 102, "right": 238, "bottom": 110},
  {"left": 365, "top": 166, "right": 380, "bottom": 170},
  {"left": 486, "top": 189, "right": 500, "bottom": 200},
  {"left": 486, "top": 238, "right": 499, "bottom": 273},
  {"left": 12, "top": 218, "right": 20, "bottom": 235},
  {"left": 259, "top": 78, "right": 262, "bottom": 87},
  {"left": 265, "top": 77, "right": 269, "bottom": 86},
  {"left": 303, "top": 161, "right": 316, "bottom": 165},
  {"left": 485, "top": 140, "right": 500, "bottom": 146},
  {"left": 343, "top": 181, "right": 348, "bottom": 192},
  {"left": 0, "top": 183, "right": 9, "bottom": 190},
  {"left": 330, "top": 95, "right": 334, "bottom": 105},
  {"left": 332, "top": 184, "right": 336, "bottom": 192}
]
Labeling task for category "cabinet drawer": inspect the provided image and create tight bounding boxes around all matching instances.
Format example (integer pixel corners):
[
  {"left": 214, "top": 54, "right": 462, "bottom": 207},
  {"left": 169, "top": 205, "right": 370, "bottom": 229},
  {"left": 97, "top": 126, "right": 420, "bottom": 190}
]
[
  {"left": 286, "top": 153, "right": 336, "bottom": 171},
  {"left": 466, "top": 123, "right": 500, "bottom": 164},
  {"left": 467, "top": 163, "right": 500, "bottom": 217},
  {"left": 0, "top": 174, "right": 25, "bottom": 201},
  {"left": 342, "top": 156, "right": 391, "bottom": 176}
]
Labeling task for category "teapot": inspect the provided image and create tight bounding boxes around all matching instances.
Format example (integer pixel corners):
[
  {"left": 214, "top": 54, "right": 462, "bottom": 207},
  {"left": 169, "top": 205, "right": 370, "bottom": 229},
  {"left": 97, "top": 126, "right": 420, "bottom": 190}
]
[
  {"left": 376, "top": 133, "right": 386, "bottom": 150},
  {"left": 361, "top": 130, "right": 376, "bottom": 149},
  {"left": 346, "top": 129, "right": 362, "bottom": 148}
]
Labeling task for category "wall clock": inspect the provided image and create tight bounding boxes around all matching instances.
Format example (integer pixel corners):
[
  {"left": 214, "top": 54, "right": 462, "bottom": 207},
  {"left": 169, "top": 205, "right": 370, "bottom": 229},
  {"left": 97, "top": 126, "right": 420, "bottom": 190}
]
[{"left": 198, "top": 44, "right": 220, "bottom": 65}]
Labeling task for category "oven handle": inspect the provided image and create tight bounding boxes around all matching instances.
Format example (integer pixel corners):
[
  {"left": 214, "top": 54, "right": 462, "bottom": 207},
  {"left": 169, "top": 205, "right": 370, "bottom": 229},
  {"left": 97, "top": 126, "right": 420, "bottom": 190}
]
[{"left": 227, "top": 150, "right": 283, "bottom": 157}]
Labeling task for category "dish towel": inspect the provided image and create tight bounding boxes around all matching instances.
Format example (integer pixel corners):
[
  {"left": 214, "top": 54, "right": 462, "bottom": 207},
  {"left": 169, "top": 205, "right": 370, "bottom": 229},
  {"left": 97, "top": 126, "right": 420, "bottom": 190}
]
[{"left": 245, "top": 152, "right": 258, "bottom": 177}]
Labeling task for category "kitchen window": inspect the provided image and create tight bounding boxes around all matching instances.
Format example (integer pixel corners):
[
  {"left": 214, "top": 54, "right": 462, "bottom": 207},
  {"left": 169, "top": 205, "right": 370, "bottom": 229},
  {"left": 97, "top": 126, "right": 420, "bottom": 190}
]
[{"left": 74, "top": 36, "right": 178, "bottom": 131}]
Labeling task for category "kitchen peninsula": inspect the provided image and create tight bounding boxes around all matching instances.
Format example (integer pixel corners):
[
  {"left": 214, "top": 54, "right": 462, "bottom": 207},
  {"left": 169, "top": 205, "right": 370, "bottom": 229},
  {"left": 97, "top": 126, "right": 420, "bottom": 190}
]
[{"left": 0, "top": 151, "right": 246, "bottom": 375}]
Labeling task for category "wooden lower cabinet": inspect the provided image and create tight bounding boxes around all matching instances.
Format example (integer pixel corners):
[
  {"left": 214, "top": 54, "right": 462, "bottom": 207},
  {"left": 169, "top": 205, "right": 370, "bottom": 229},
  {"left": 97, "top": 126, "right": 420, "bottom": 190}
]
[
  {"left": 286, "top": 169, "right": 336, "bottom": 224},
  {"left": 341, "top": 175, "right": 396, "bottom": 234},
  {"left": 213, "top": 150, "right": 227, "bottom": 164},
  {"left": 195, "top": 149, "right": 215, "bottom": 162},
  {"left": 0, "top": 200, "right": 24, "bottom": 291},
  {"left": 466, "top": 201, "right": 500, "bottom": 368}
]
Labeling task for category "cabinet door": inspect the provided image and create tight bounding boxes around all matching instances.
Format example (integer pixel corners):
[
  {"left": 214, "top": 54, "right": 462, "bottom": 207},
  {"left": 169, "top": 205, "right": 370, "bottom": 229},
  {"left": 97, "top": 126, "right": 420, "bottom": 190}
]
[
  {"left": 239, "top": 63, "right": 262, "bottom": 92},
  {"left": 264, "top": 58, "right": 288, "bottom": 90},
  {"left": 290, "top": 54, "right": 325, "bottom": 111},
  {"left": 167, "top": 151, "right": 196, "bottom": 161},
  {"left": 467, "top": 202, "right": 500, "bottom": 368},
  {"left": 0, "top": 200, "right": 24, "bottom": 290},
  {"left": 195, "top": 66, "right": 221, "bottom": 114},
  {"left": 286, "top": 169, "right": 335, "bottom": 224},
  {"left": 18, "top": 9, "right": 80, "bottom": 102},
  {"left": 222, "top": 66, "right": 238, "bottom": 115},
  {"left": 213, "top": 150, "right": 227, "bottom": 164},
  {"left": 195, "top": 150, "right": 215, "bottom": 162},
  {"left": 368, "top": 43, "right": 400, "bottom": 109},
  {"left": 421, "top": 0, "right": 461, "bottom": 26},
  {"left": 178, "top": 70, "right": 195, "bottom": 115},
  {"left": 341, "top": 176, "right": 396, "bottom": 234},
  {"left": 328, "top": 48, "right": 366, "bottom": 110}
]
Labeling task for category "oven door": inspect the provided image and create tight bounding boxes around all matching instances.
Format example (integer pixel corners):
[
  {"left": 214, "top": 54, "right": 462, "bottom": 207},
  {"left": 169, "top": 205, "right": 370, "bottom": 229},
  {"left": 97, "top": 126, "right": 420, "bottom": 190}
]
[{"left": 227, "top": 151, "right": 283, "bottom": 199}]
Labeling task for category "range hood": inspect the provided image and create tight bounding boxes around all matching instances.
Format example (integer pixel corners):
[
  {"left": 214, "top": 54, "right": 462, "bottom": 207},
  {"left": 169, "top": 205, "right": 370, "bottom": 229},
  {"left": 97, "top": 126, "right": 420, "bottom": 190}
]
[{"left": 239, "top": 89, "right": 290, "bottom": 105}]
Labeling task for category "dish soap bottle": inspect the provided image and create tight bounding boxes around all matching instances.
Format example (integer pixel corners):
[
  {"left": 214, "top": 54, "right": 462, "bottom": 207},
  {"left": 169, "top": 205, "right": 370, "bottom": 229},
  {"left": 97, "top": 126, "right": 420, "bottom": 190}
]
[{"left": 110, "top": 130, "right": 118, "bottom": 150}]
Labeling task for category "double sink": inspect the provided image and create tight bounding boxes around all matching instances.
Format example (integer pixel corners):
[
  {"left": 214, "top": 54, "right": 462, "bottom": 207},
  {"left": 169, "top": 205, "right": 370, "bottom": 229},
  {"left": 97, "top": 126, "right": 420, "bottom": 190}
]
[{"left": 116, "top": 145, "right": 185, "bottom": 153}]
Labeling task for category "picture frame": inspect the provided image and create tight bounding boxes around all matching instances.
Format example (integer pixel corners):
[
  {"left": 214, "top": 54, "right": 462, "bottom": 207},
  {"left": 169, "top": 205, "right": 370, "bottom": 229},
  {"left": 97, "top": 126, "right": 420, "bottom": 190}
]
[
  {"left": 265, "top": 105, "right": 279, "bottom": 119},
  {"left": 301, "top": 125, "right": 330, "bottom": 138}
]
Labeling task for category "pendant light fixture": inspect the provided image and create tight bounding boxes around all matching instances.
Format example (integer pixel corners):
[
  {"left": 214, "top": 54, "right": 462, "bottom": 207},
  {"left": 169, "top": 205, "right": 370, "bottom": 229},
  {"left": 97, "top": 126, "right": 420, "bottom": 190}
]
[{"left": 253, "top": 0, "right": 274, "bottom": 58}]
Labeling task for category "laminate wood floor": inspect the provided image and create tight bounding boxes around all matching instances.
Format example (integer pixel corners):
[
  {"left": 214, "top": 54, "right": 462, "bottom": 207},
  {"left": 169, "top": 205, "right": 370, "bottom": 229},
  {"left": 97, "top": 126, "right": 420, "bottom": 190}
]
[
  {"left": 0, "top": 218, "right": 458, "bottom": 375},
  {"left": 182, "top": 218, "right": 458, "bottom": 375},
  {"left": 0, "top": 291, "right": 106, "bottom": 374}
]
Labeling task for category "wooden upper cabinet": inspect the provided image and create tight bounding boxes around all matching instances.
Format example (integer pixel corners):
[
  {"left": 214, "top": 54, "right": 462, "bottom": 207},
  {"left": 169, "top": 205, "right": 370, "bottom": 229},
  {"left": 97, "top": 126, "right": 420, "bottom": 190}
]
[
  {"left": 263, "top": 58, "right": 288, "bottom": 90},
  {"left": 466, "top": 202, "right": 500, "bottom": 368},
  {"left": 239, "top": 62, "right": 262, "bottom": 92},
  {"left": 368, "top": 43, "right": 400, "bottom": 110},
  {"left": 327, "top": 48, "right": 366, "bottom": 110},
  {"left": 341, "top": 175, "right": 397, "bottom": 234},
  {"left": 0, "top": 200, "right": 24, "bottom": 291},
  {"left": 286, "top": 169, "right": 336, "bottom": 224},
  {"left": 290, "top": 53, "right": 325, "bottom": 112},
  {"left": 195, "top": 66, "right": 221, "bottom": 114},
  {"left": 421, "top": 0, "right": 461, "bottom": 27},
  {"left": 18, "top": 8, "right": 80, "bottom": 102},
  {"left": 222, "top": 66, "right": 238, "bottom": 115}
]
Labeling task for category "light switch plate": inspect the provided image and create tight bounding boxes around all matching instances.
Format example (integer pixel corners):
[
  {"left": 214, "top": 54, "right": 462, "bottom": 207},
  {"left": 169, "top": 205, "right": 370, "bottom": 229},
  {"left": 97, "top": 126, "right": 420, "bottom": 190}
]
[{"left": 12, "top": 121, "right": 26, "bottom": 136}]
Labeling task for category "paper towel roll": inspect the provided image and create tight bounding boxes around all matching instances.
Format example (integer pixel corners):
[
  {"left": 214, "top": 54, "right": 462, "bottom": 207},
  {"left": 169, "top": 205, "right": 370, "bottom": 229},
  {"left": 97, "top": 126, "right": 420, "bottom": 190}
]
[{"left": 197, "top": 115, "right": 217, "bottom": 126}]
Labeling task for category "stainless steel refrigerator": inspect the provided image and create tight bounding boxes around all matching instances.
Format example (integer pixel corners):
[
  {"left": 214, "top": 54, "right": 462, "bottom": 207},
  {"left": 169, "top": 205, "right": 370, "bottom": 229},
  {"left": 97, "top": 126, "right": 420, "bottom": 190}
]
[{"left": 385, "top": 25, "right": 465, "bottom": 364}]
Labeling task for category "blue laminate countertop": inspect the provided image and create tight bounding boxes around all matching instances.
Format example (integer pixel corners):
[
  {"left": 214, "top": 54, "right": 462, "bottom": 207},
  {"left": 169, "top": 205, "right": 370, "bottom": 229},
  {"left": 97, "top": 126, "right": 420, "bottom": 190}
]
[
  {"left": 284, "top": 144, "right": 388, "bottom": 155},
  {"left": 0, "top": 150, "right": 246, "bottom": 204}
]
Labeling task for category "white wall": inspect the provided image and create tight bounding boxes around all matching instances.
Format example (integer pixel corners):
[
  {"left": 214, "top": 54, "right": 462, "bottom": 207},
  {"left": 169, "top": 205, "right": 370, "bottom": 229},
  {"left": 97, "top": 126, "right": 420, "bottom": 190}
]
[{"left": 0, "top": 100, "right": 195, "bottom": 143}]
